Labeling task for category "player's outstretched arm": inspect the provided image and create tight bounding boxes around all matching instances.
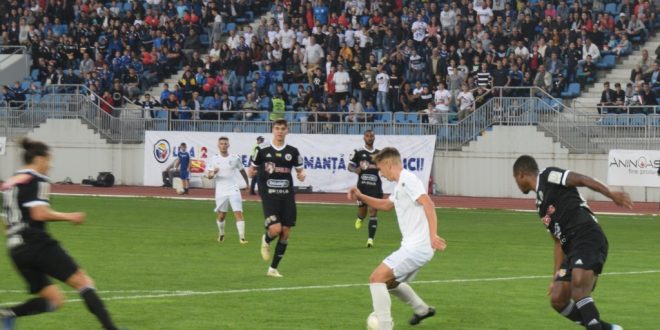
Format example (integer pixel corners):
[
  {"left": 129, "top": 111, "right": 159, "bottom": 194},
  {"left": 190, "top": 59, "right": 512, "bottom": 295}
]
[
  {"left": 348, "top": 186, "right": 393, "bottom": 211},
  {"left": 564, "top": 171, "right": 633, "bottom": 209},
  {"left": 30, "top": 205, "right": 85, "bottom": 224},
  {"left": 418, "top": 194, "right": 446, "bottom": 251}
]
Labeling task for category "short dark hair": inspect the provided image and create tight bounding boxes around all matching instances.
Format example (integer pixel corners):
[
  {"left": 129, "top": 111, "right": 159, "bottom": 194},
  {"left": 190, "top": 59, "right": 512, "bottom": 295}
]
[
  {"left": 273, "top": 119, "right": 288, "bottom": 128},
  {"left": 20, "top": 138, "right": 49, "bottom": 164},
  {"left": 218, "top": 136, "right": 228, "bottom": 141},
  {"left": 513, "top": 155, "right": 539, "bottom": 175},
  {"left": 372, "top": 147, "right": 401, "bottom": 165},
  {"left": 363, "top": 129, "right": 374, "bottom": 135}
]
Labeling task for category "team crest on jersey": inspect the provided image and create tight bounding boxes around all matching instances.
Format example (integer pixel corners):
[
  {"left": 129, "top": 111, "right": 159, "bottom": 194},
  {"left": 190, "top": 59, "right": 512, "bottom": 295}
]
[{"left": 285, "top": 154, "right": 292, "bottom": 161}]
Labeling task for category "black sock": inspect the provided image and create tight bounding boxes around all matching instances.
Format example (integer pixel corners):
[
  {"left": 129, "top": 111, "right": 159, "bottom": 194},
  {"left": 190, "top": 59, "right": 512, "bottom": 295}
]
[
  {"left": 270, "top": 239, "right": 288, "bottom": 269},
  {"left": 264, "top": 232, "right": 275, "bottom": 244},
  {"left": 9, "top": 297, "right": 52, "bottom": 317},
  {"left": 560, "top": 301, "right": 583, "bottom": 324},
  {"left": 576, "top": 297, "right": 602, "bottom": 330},
  {"left": 368, "top": 217, "right": 377, "bottom": 239},
  {"left": 80, "top": 287, "right": 118, "bottom": 330}
]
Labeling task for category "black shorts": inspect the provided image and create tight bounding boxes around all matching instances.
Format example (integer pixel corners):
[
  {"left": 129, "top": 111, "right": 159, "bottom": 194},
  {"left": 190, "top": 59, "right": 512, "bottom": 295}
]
[
  {"left": 357, "top": 189, "right": 383, "bottom": 208},
  {"left": 262, "top": 195, "right": 297, "bottom": 228},
  {"left": 555, "top": 226, "right": 609, "bottom": 283},
  {"left": 10, "top": 240, "right": 79, "bottom": 294}
]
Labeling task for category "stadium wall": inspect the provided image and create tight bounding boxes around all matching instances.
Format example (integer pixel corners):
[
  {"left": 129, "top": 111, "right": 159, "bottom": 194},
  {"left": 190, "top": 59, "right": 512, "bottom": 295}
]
[
  {"left": 0, "top": 54, "right": 30, "bottom": 87},
  {"left": 1, "top": 120, "right": 658, "bottom": 202},
  {"left": 433, "top": 126, "right": 660, "bottom": 202},
  {"left": 0, "top": 119, "right": 143, "bottom": 185}
]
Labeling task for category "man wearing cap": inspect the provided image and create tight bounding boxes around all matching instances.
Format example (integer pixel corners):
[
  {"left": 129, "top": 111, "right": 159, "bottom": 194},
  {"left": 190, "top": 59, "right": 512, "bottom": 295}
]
[{"left": 250, "top": 136, "right": 265, "bottom": 195}]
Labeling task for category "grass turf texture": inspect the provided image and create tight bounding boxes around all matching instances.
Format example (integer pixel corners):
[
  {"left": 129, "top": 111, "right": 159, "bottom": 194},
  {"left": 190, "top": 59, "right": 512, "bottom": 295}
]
[{"left": 0, "top": 196, "right": 658, "bottom": 329}]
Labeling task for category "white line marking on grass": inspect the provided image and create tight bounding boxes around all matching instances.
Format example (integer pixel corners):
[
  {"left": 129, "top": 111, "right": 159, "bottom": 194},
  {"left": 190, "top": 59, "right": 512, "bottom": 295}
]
[
  {"left": 1, "top": 270, "right": 658, "bottom": 306},
  {"left": 52, "top": 193, "right": 660, "bottom": 216}
]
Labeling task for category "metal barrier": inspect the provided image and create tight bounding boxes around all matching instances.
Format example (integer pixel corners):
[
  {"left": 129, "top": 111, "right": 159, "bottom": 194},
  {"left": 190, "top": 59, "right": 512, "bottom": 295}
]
[{"left": 1, "top": 85, "right": 659, "bottom": 152}]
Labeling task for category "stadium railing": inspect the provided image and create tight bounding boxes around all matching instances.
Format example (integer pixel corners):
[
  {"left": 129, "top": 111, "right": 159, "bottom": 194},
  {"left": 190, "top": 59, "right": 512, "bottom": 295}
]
[{"left": 1, "top": 85, "right": 659, "bottom": 152}]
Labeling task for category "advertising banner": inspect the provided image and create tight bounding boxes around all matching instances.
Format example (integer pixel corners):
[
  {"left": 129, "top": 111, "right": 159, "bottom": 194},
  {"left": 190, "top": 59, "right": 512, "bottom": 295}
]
[
  {"left": 144, "top": 131, "right": 436, "bottom": 193},
  {"left": 607, "top": 149, "right": 660, "bottom": 187}
]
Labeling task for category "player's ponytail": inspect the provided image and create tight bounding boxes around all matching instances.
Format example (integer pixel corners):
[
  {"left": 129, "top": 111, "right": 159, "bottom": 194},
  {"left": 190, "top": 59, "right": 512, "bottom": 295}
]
[{"left": 20, "top": 138, "right": 50, "bottom": 164}]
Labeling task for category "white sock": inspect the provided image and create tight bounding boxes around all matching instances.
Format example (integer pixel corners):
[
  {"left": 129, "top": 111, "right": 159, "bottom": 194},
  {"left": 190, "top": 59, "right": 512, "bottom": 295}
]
[
  {"left": 369, "top": 283, "right": 393, "bottom": 330},
  {"left": 389, "top": 282, "right": 429, "bottom": 315},
  {"left": 216, "top": 220, "right": 225, "bottom": 235},
  {"left": 236, "top": 220, "right": 245, "bottom": 240}
]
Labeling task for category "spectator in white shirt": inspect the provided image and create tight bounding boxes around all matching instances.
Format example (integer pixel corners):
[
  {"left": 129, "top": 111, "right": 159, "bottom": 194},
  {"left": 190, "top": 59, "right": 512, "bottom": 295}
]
[
  {"left": 514, "top": 40, "right": 530, "bottom": 60},
  {"left": 434, "top": 83, "right": 452, "bottom": 114},
  {"left": 440, "top": 4, "right": 456, "bottom": 32},
  {"left": 456, "top": 84, "right": 475, "bottom": 119},
  {"left": 580, "top": 38, "right": 601, "bottom": 64},
  {"left": 304, "top": 36, "right": 325, "bottom": 83},
  {"left": 333, "top": 64, "right": 351, "bottom": 102},
  {"left": 475, "top": 3, "right": 494, "bottom": 25}
]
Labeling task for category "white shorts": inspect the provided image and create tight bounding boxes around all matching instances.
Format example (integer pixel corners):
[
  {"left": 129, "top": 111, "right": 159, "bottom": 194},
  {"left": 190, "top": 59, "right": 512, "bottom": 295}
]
[
  {"left": 214, "top": 193, "right": 243, "bottom": 213},
  {"left": 383, "top": 247, "right": 433, "bottom": 283}
]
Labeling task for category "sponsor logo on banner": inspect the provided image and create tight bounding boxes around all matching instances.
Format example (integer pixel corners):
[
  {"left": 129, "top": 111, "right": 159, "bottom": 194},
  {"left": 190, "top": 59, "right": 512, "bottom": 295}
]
[
  {"left": 144, "top": 132, "right": 436, "bottom": 192},
  {"left": 153, "top": 139, "right": 171, "bottom": 163},
  {"left": 607, "top": 150, "right": 660, "bottom": 187}
]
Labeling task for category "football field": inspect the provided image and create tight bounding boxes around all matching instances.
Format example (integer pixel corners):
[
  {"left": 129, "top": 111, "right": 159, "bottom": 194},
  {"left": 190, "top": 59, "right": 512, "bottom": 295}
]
[{"left": 1, "top": 196, "right": 658, "bottom": 329}]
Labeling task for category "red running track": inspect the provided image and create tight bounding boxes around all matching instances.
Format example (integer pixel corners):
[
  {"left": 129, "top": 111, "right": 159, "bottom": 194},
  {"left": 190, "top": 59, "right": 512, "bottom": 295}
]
[{"left": 52, "top": 184, "right": 660, "bottom": 215}]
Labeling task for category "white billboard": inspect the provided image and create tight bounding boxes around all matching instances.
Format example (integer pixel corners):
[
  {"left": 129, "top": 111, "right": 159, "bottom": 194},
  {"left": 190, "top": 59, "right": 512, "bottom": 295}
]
[
  {"left": 143, "top": 131, "right": 436, "bottom": 193},
  {"left": 607, "top": 149, "right": 660, "bottom": 187}
]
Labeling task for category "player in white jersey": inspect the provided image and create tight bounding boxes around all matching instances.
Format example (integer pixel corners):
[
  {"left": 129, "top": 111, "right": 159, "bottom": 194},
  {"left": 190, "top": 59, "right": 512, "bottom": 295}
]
[
  {"left": 207, "top": 137, "right": 250, "bottom": 244},
  {"left": 349, "top": 147, "right": 447, "bottom": 330}
]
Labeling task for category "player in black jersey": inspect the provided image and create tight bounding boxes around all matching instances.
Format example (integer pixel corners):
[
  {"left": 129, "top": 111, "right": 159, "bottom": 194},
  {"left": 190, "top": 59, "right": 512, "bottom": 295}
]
[
  {"left": 0, "top": 139, "right": 121, "bottom": 330},
  {"left": 249, "top": 120, "right": 306, "bottom": 277},
  {"left": 348, "top": 130, "right": 383, "bottom": 248},
  {"left": 513, "top": 155, "right": 631, "bottom": 330}
]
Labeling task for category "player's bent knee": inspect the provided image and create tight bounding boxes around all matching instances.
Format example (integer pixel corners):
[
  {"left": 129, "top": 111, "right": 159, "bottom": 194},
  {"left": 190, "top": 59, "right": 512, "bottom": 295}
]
[
  {"left": 40, "top": 286, "right": 65, "bottom": 310},
  {"left": 66, "top": 270, "right": 95, "bottom": 290}
]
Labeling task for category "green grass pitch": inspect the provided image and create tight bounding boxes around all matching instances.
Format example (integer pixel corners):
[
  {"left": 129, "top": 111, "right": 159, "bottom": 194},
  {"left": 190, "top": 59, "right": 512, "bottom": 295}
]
[{"left": 1, "top": 196, "right": 658, "bottom": 329}]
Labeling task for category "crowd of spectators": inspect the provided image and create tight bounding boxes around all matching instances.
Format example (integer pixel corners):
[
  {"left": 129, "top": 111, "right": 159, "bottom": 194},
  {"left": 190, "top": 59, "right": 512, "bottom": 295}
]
[
  {"left": 142, "top": 0, "right": 658, "bottom": 123},
  {"left": 597, "top": 49, "right": 660, "bottom": 114},
  {"left": 0, "top": 0, "right": 266, "bottom": 116},
  {"left": 1, "top": 0, "right": 658, "bottom": 123}
]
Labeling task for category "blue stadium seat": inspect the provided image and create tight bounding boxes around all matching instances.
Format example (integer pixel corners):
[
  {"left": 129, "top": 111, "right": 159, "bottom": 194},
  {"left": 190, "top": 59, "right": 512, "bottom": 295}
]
[
  {"left": 373, "top": 126, "right": 385, "bottom": 135},
  {"left": 376, "top": 112, "right": 392, "bottom": 122},
  {"left": 561, "top": 83, "right": 581, "bottom": 98},
  {"left": 595, "top": 55, "right": 616, "bottom": 69},
  {"left": 258, "top": 97, "right": 270, "bottom": 110},
  {"left": 273, "top": 71, "right": 284, "bottom": 83},
  {"left": 405, "top": 112, "right": 419, "bottom": 123},
  {"left": 288, "top": 83, "right": 299, "bottom": 96},
  {"left": 224, "top": 23, "right": 236, "bottom": 34},
  {"left": 200, "top": 34, "right": 210, "bottom": 47},
  {"left": 394, "top": 112, "right": 407, "bottom": 123},
  {"left": 604, "top": 3, "right": 617, "bottom": 16},
  {"left": 284, "top": 111, "right": 295, "bottom": 122}
]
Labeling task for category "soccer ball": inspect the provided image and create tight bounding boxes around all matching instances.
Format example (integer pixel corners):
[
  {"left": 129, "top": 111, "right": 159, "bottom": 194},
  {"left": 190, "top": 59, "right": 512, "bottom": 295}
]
[{"left": 366, "top": 312, "right": 379, "bottom": 330}]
